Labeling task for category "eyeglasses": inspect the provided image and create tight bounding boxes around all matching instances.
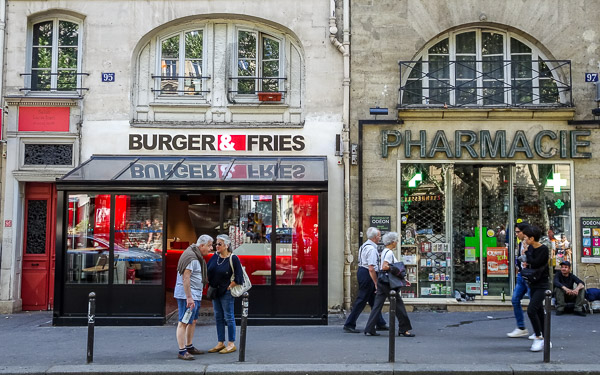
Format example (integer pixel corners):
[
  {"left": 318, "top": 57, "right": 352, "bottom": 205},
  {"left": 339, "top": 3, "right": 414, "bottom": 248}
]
[
  {"left": 216, "top": 243, "right": 225, "bottom": 246},
  {"left": 515, "top": 230, "right": 521, "bottom": 234}
]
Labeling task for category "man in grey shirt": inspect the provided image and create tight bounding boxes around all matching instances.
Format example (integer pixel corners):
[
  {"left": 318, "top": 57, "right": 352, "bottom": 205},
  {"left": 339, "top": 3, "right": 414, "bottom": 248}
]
[{"left": 174, "top": 234, "right": 212, "bottom": 360}]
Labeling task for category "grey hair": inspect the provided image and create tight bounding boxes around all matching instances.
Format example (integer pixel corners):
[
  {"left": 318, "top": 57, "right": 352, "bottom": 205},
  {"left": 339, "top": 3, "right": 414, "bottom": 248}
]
[
  {"left": 366, "top": 227, "right": 380, "bottom": 240},
  {"left": 196, "top": 234, "right": 214, "bottom": 247},
  {"left": 216, "top": 234, "right": 232, "bottom": 252},
  {"left": 382, "top": 232, "right": 399, "bottom": 246}
]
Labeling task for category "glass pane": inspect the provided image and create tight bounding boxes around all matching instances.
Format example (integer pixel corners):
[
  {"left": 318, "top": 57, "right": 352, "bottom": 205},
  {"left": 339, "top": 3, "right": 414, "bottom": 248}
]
[
  {"left": 185, "top": 30, "right": 203, "bottom": 59},
  {"left": 428, "top": 39, "right": 449, "bottom": 55},
  {"left": 113, "top": 195, "right": 164, "bottom": 285},
  {"left": 403, "top": 79, "right": 422, "bottom": 105},
  {"left": 161, "top": 57, "right": 178, "bottom": 94},
  {"left": 184, "top": 59, "right": 202, "bottom": 95},
  {"left": 32, "top": 47, "right": 52, "bottom": 69},
  {"left": 238, "top": 58, "right": 256, "bottom": 94},
  {"left": 456, "top": 81, "right": 477, "bottom": 105},
  {"left": 26, "top": 200, "right": 47, "bottom": 254},
  {"left": 263, "top": 37, "right": 279, "bottom": 59},
  {"left": 161, "top": 35, "right": 179, "bottom": 59},
  {"left": 58, "top": 21, "right": 78, "bottom": 46},
  {"left": 428, "top": 55, "right": 449, "bottom": 79},
  {"left": 483, "top": 56, "right": 504, "bottom": 80},
  {"left": 57, "top": 71, "right": 77, "bottom": 90},
  {"left": 238, "top": 31, "right": 257, "bottom": 58},
  {"left": 511, "top": 38, "right": 532, "bottom": 54},
  {"left": 540, "top": 78, "right": 559, "bottom": 103},
  {"left": 31, "top": 70, "right": 51, "bottom": 90},
  {"left": 482, "top": 32, "right": 504, "bottom": 55},
  {"left": 275, "top": 195, "right": 319, "bottom": 285},
  {"left": 33, "top": 21, "right": 53, "bottom": 46},
  {"left": 223, "top": 195, "right": 272, "bottom": 286},
  {"left": 512, "top": 80, "right": 533, "bottom": 104},
  {"left": 400, "top": 164, "right": 449, "bottom": 298},
  {"left": 262, "top": 60, "right": 279, "bottom": 77},
  {"left": 456, "top": 32, "right": 476, "bottom": 54},
  {"left": 429, "top": 79, "right": 450, "bottom": 104},
  {"left": 456, "top": 56, "right": 476, "bottom": 79},
  {"left": 407, "top": 60, "right": 422, "bottom": 79},
  {"left": 66, "top": 194, "right": 111, "bottom": 284},
  {"left": 483, "top": 80, "right": 505, "bottom": 105},
  {"left": 58, "top": 47, "right": 77, "bottom": 69},
  {"left": 511, "top": 55, "right": 532, "bottom": 79},
  {"left": 514, "top": 164, "right": 572, "bottom": 271}
]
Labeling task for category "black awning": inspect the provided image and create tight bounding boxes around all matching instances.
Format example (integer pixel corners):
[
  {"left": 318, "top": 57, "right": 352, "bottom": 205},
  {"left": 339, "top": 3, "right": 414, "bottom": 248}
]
[{"left": 59, "top": 155, "right": 328, "bottom": 183}]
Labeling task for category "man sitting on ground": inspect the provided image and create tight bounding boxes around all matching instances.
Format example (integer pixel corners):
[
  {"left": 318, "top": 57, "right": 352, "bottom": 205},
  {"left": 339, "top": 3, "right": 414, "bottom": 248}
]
[{"left": 553, "top": 261, "right": 586, "bottom": 316}]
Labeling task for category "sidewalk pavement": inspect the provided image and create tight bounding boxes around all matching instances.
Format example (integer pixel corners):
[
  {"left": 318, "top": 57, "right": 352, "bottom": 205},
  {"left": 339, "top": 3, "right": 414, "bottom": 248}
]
[{"left": 0, "top": 308, "right": 598, "bottom": 375}]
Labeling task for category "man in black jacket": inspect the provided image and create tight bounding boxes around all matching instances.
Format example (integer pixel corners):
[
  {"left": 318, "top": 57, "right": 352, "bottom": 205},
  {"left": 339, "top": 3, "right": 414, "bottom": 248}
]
[{"left": 554, "top": 261, "right": 586, "bottom": 316}]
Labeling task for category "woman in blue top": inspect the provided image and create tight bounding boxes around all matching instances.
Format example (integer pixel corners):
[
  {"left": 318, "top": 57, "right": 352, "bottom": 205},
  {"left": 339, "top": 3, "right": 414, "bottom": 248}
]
[{"left": 206, "top": 234, "right": 243, "bottom": 354}]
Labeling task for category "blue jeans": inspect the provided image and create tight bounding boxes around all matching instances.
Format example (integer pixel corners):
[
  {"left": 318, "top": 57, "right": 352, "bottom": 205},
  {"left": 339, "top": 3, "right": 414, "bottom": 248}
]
[
  {"left": 213, "top": 290, "right": 236, "bottom": 342},
  {"left": 512, "top": 273, "right": 530, "bottom": 329}
]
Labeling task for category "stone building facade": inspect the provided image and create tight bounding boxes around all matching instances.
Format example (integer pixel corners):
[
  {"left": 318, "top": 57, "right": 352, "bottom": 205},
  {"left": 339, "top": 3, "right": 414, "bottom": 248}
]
[
  {"left": 349, "top": 0, "right": 600, "bottom": 305},
  {"left": 0, "top": 0, "right": 347, "bottom": 323}
]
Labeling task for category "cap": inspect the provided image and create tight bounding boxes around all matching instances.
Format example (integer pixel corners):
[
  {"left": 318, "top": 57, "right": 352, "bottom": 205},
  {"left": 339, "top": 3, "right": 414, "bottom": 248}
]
[{"left": 560, "top": 260, "right": 571, "bottom": 267}]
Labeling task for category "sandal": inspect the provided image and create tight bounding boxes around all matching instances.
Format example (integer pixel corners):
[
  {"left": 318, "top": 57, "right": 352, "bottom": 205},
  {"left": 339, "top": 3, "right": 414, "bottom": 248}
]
[
  {"left": 399, "top": 331, "right": 416, "bottom": 337},
  {"left": 208, "top": 344, "right": 226, "bottom": 353}
]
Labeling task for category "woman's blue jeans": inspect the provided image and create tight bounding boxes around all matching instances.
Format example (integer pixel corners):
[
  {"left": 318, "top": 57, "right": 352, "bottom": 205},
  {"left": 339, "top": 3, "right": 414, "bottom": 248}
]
[
  {"left": 213, "top": 290, "right": 236, "bottom": 342},
  {"left": 512, "top": 272, "right": 530, "bottom": 329}
]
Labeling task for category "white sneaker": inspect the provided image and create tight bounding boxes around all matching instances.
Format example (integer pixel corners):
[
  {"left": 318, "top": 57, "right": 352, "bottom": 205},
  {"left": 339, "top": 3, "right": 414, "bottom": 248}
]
[
  {"left": 529, "top": 333, "right": 539, "bottom": 340},
  {"left": 530, "top": 338, "right": 552, "bottom": 352},
  {"left": 507, "top": 328, "right": 529, "bottom": 338}
]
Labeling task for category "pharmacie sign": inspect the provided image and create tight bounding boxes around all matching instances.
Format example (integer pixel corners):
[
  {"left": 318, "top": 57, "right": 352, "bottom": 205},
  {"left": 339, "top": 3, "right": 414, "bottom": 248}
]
[
  {"left": 130, "top": 133, "right": 305, "bottom": 152},
  {"left": 381, "top": 129, "right": 591, "bottom": 159}
]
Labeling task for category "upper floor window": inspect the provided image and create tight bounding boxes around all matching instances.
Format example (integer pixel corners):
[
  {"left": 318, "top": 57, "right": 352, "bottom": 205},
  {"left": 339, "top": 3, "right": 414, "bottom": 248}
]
[
  {"left": 157, "top": 30, "right": 206, "bottom": 96},
  {"left": 235, "top": 30, "right": 282, "bottom": 96},
  {"left": 400, "top": 29, "right": 571, "bottom": 108},
  {"left": 29, "top": 19, "right": 81, "bottom": 92}
]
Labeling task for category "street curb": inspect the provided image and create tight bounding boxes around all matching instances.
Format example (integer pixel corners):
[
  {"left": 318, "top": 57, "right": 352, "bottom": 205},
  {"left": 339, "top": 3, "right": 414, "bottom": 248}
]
[{"left": 2, "top": 363, "right": 600, "bottom": 375}]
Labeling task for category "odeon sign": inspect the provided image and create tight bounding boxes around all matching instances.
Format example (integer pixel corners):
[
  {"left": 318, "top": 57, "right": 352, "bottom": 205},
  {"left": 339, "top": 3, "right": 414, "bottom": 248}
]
[{"left": 381, "top": 129, "right": 592, "bottom": 159}]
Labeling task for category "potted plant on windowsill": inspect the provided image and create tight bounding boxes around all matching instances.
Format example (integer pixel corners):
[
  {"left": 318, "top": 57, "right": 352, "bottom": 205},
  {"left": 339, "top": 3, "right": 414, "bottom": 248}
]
[{"left": 257, "top": 92, "right": 282, "bottom": 101}]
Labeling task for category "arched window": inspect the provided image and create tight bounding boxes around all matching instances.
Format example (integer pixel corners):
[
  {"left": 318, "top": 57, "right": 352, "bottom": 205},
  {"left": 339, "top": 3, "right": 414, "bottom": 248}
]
[
  {"left": 400, "top": 29, "right": 570, "bottom": 108},
  {"left": 28, "top": 18, "right": 82, "bottom": 93},
  {"left": 235, "top": 29, "right": 282, "bottom": 96}
]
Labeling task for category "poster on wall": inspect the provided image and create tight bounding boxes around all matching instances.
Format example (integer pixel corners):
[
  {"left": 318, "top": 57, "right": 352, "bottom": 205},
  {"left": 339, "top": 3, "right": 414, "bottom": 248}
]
[
  {"left": 581, "top": 217, "right": 600, "bottom": 263},
  {"left": 465, "top": 247, "right": 476, "bottom": 262},
  {"left": 486, "top": 247, "right": 509, "bottom": 277}
]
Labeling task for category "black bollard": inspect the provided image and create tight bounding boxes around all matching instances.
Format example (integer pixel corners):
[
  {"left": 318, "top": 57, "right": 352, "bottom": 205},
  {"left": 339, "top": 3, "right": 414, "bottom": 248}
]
[
  {"left": 543, "top": 289, "right": 552, "bottom": 363},
  {"left": 87, "top": 292, "right": 96, "bottom": 364},
  {"left": 238, "top": 292, "right": 249, "bottom": 362},
  {"left": 388, "top": 290, "right": 396, "bottom": 363}
]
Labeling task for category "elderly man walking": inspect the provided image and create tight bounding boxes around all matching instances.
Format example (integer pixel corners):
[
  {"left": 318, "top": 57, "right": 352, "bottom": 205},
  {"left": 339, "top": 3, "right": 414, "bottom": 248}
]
[
  {"left": 343, "top": 227, "right": 388, "bottom": 333},
  {"left": 175, "top": 234, "right": 213, "bottom": 360}
]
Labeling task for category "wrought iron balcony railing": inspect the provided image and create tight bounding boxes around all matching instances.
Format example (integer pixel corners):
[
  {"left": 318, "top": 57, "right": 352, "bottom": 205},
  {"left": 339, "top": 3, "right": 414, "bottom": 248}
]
[{"left": 398, "top": 59, "right": 572, "bottom": 108}]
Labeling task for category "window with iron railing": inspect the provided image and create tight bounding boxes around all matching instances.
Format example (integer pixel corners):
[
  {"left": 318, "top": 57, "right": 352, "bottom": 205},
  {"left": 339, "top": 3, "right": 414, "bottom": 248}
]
[
  {"left": 399, "top": 29, "right": 571, "bottom": 108},
  {"left": 153, "top": 29, "right": 210, "bottom": 96},
  {"left": 24, "top": 18, "right": 88, "bottom": 95}
]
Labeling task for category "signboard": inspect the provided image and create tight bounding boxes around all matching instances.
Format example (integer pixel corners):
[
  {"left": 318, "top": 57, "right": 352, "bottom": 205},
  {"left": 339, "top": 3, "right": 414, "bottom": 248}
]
[
  {"left": 486, "top": 247, "right": 509, "bottom": 277},
  {"left": 585, "top": 73, "right": 598, "bottom": 82},
  {"left": 581, "top": 217, "right": 600, "bottom": 263},
  {"left": 370, "top": 216, "right": 391, "bottom": 232},
  {"left": 101, "top": 73, "right": 115, "bottom": 82},
  {"left": 465, "top": 247, "right": 476, "bottom": 262},
  {"left": 18, "top": 107, "right": 70, "bottom": 132}
]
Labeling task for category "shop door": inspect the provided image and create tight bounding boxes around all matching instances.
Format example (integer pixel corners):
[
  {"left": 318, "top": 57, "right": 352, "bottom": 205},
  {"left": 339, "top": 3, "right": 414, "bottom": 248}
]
[
  {"left": 22, "top": 183, "right": 57, "bottom": 310},
  {"left": 452, "top": 165, "right": 511, "bottom": 297},
  {"left": 222, "top": 194, "right": 323, "bottom": 322}
]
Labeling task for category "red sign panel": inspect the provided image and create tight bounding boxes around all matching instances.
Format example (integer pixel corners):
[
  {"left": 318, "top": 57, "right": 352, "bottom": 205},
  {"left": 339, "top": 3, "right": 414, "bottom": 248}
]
[
  {"left": 18, "top": 107, "right": 70, "bottom": 132},
  {"left": 217, "top": 135, "right": 246, "bottom": 151}
]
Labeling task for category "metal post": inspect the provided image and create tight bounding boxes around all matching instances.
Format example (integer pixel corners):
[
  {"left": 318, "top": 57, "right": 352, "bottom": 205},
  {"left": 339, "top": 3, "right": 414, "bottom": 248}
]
[
  {"left": 388, "top": 290, "right": 396, "bottom": 363},
  {"left": 87, "top": 292, "right": 96, "bottom": 364},
  {"left": 238, "top": 292, "right": 249, "bottom": 362},
  {"left": 543, "top": 289, "right": 552, "bottom": 363}
]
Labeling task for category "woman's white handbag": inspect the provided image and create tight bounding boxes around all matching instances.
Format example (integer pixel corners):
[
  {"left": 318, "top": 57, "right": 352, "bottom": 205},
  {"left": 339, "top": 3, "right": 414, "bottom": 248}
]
[{"left": 229, "top": 255, "right": 252, "bottom": 297}]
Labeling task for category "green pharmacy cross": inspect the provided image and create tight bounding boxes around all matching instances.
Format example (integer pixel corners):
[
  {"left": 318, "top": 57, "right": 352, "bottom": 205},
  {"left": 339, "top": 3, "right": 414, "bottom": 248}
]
[
  {"left": 555, "top": 199, "right": 565, "bottom": 209},
  {"left": 546, "top": 173, "right": 567, "bottom": 193},
  {"left": 465, "top": 227, "right": 497, "bottom": 258},
  {"left": 403, "top": 191, "right": 412, "bottom": 211},
  {"left": 408, "top": 172, "right": 423, "bottom": 188}
]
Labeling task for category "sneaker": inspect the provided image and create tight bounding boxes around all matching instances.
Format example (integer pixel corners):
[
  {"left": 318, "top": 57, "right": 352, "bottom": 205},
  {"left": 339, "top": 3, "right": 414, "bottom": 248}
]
[
  {"left": 528, "top": 333, "right": 538, "bottom": 340},
  {"left": 177, "top": 351, "right": 195, "bottom": 360},
  {"left": 507, "top": 328, "right": 529, "bottom": 338},
  {"left": 530, "top": 338, "right": 552, "bottom": 352}
]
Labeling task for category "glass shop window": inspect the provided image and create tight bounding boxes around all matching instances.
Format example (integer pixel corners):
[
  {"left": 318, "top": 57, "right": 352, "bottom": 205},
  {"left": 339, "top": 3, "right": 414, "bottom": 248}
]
[
  {"left": 66, "top": 193, "right": 111, "bottom": 284},
  {"left": 113, "top": 194, "right": 165, "bottom": 285}
]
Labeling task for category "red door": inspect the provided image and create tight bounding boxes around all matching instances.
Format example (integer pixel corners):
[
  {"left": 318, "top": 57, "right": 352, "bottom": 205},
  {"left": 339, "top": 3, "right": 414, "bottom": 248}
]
[{"left": 21, "top": 183, "right": 57, "bottom": 310}]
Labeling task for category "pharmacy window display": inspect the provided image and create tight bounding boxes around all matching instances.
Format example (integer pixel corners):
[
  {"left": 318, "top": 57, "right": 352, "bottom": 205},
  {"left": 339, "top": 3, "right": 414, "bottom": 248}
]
[{"left": 397, "top": 162, "right": 572, "bottom": 298}]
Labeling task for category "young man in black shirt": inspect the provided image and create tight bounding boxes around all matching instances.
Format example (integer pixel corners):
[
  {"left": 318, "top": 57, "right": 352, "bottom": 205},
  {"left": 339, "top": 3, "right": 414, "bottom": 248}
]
[{"left": 553, "top": 261, "right": 586, "bottom": 316}]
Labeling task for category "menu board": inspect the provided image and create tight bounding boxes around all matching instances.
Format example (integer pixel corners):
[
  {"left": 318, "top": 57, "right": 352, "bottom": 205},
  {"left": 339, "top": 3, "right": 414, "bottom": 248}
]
[
  {"left": 486, "top": 247, "right": 509, "bottom": 277},
  {"left": 581, "top": 217, "right": 600, "bottom": 263}
]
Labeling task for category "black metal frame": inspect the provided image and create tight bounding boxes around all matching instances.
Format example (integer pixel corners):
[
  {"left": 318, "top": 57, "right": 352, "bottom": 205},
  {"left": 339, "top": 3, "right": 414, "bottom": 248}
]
[
  {"left": 20, "top": 72, "right": 90, "bottom": 95},
  {"left": 398, "top": 59, "right": 572, "bottom": 108},
  {"left": 151, "top": 74, "right": 212, "bottom": 95},
  {"left": 53, "top": 179, "right": 328, "bottom": 326}
]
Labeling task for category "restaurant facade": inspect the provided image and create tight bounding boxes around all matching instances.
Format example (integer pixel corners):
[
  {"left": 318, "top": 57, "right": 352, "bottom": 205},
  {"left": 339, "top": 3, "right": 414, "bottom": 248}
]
[{"left": 0, "top": 0, "right": 347, "bottom": 324}]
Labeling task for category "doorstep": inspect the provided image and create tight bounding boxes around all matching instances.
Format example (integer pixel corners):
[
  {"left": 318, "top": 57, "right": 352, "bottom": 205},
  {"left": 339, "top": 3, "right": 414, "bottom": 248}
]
[{"left": 401, "top": 298, "right": 529, "bottom": 312}]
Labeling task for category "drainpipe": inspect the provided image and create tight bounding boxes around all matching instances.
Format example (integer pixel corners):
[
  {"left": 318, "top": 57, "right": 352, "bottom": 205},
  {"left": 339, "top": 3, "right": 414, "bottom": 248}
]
[
  {"left": 329, "top": 0, "right": 352, "bottom": 310},
  {"left": 0, "top": 0, "right": 6, "bottom": 290}
]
